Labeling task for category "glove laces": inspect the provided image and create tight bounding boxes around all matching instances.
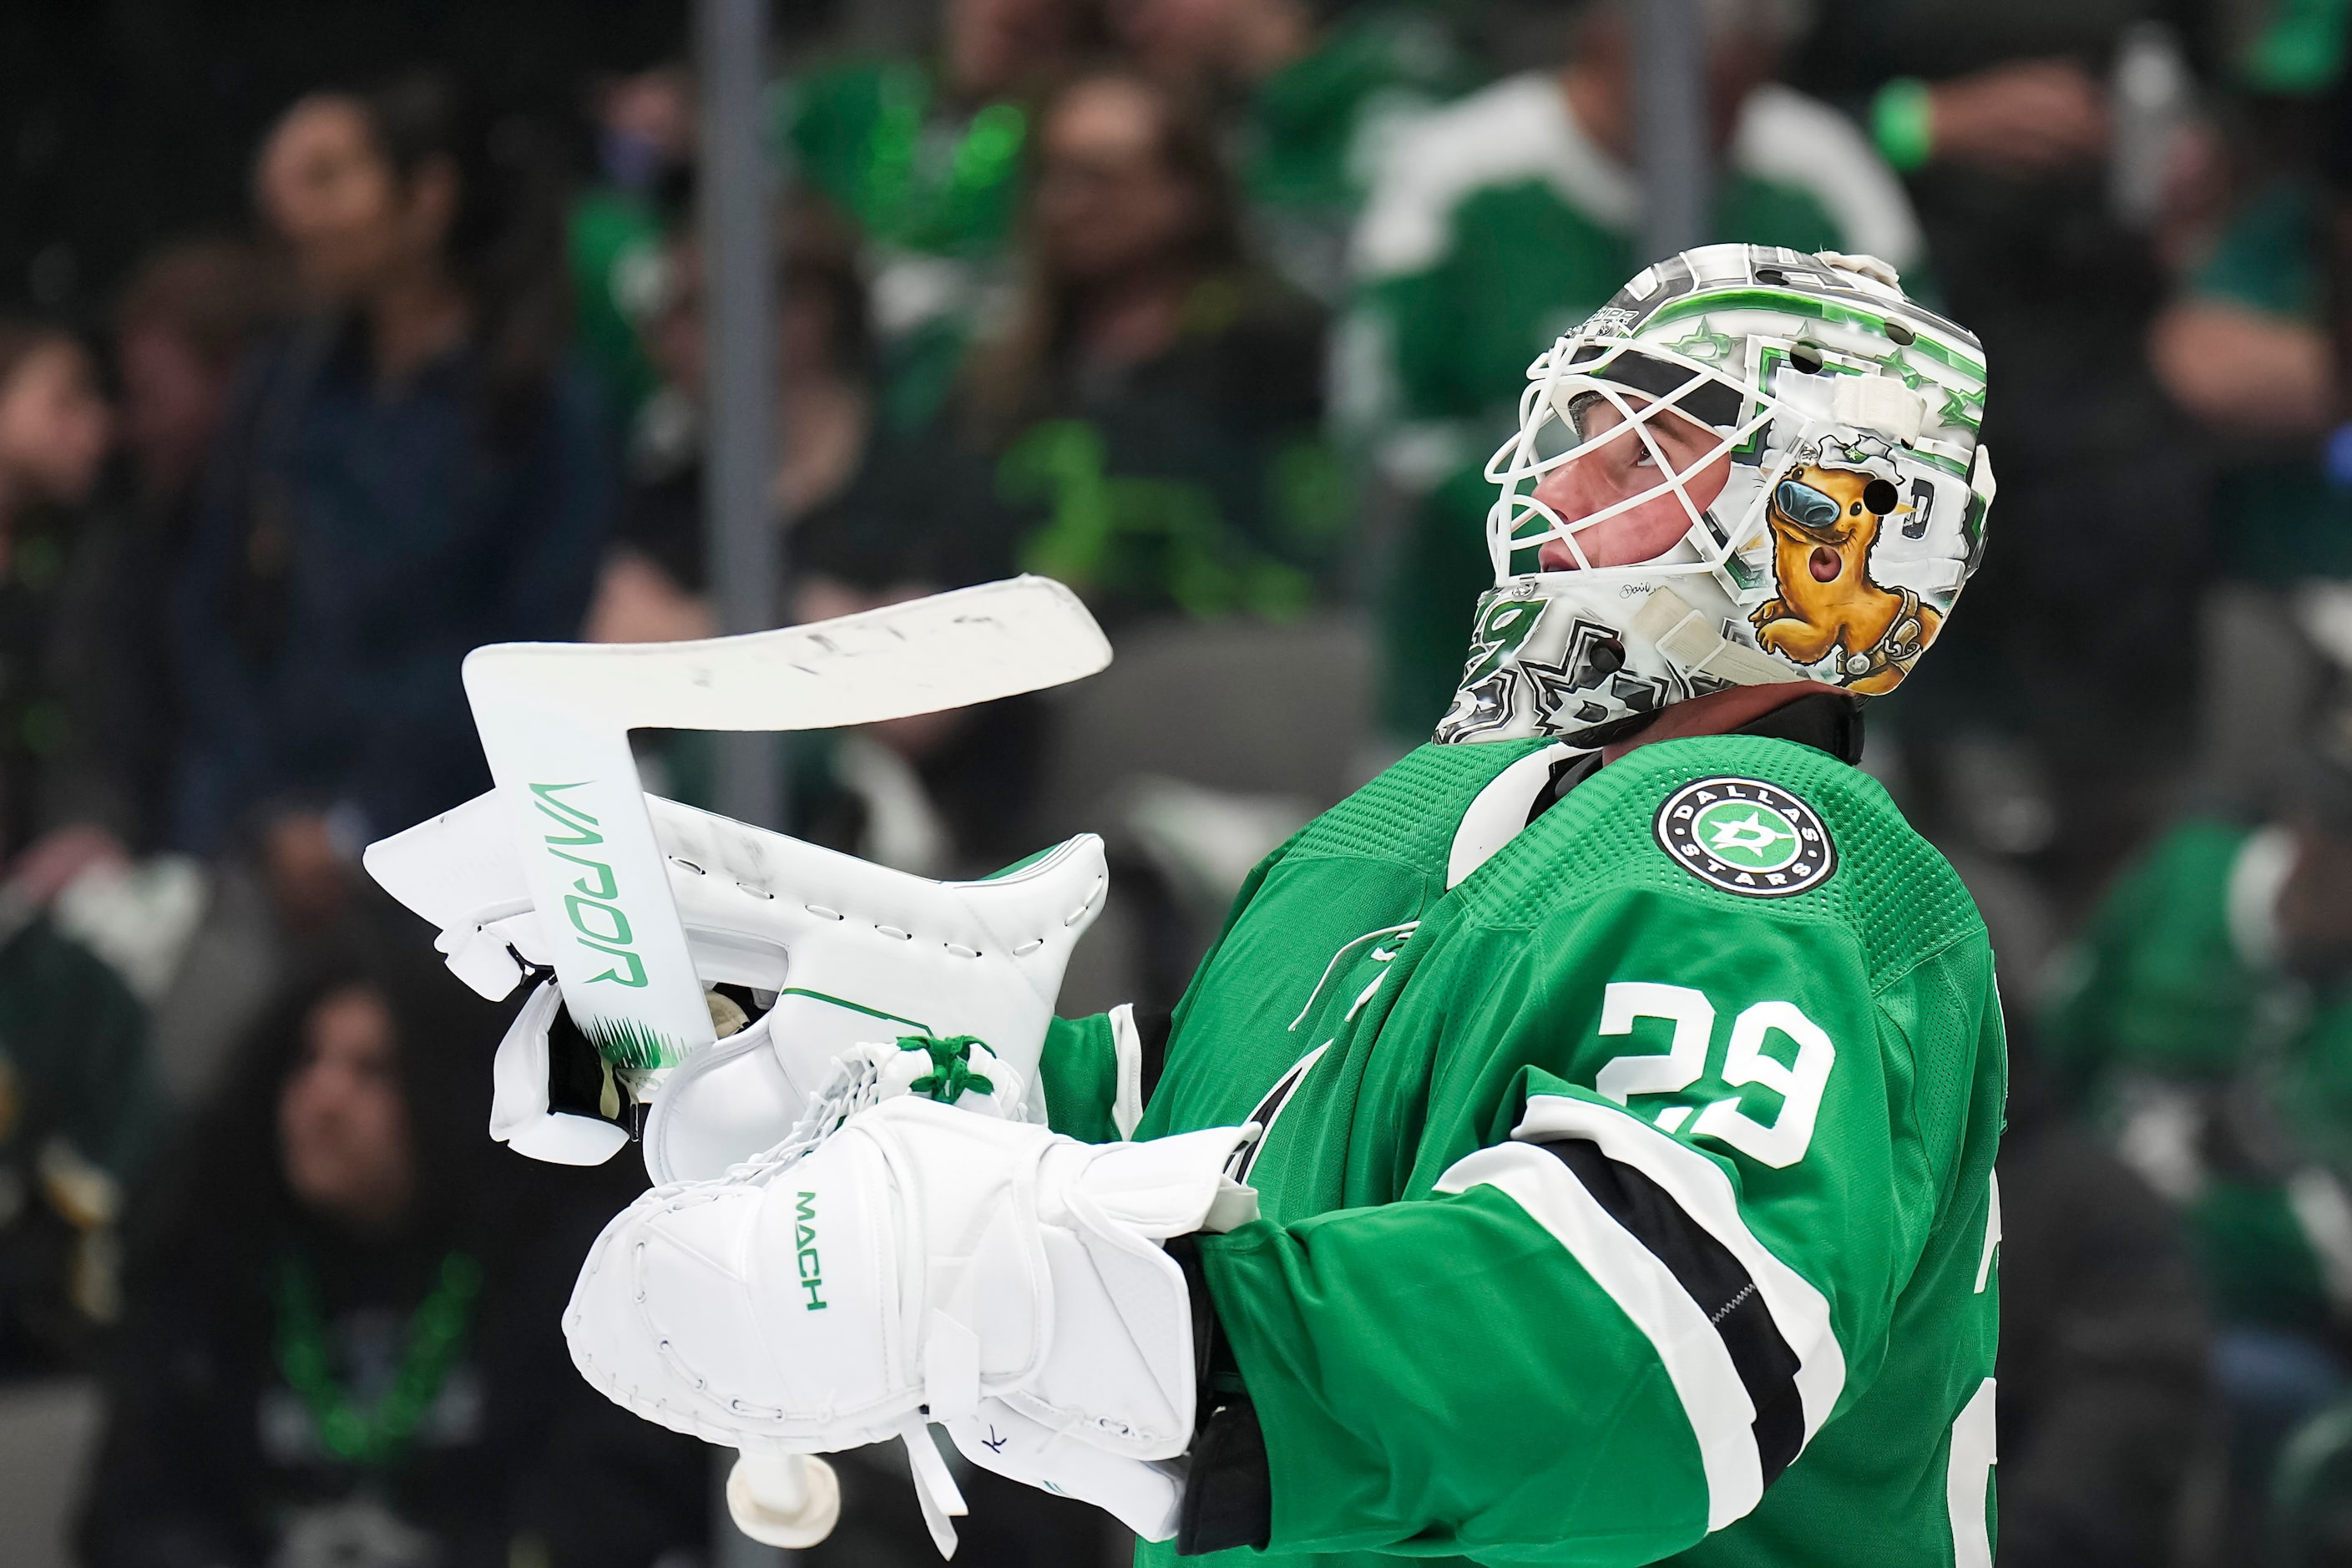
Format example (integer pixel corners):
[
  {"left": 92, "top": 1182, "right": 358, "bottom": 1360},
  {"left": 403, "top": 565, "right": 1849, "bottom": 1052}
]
[
  {"left": 718, "top": 1044, "right": 893, "bottom": 1186},
  {"left": 715, "top": 1033, "right": 1025, "bottom": 1190}
]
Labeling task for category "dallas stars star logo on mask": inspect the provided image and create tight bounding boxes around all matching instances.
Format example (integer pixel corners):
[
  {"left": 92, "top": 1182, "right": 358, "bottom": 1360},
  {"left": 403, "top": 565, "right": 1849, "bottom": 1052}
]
[{"left": 1654, "top": 777, "right": 1836, "bottom": 898}]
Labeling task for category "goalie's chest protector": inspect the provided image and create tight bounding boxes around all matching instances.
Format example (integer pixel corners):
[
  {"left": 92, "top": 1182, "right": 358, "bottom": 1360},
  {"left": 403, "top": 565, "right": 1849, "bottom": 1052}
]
[{"left": 1136, "top": 736, "right": 1573, "bottom": 1212}]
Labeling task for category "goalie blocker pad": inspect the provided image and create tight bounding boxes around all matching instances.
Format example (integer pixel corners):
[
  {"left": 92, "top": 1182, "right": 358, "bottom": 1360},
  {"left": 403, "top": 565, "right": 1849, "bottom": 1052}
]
[
  {"left": 458, "top": 577, "right": 1112, "bottom": 1117},
  {"left": 368, "top": 790, "right": 1108, "bottom": 1181}
]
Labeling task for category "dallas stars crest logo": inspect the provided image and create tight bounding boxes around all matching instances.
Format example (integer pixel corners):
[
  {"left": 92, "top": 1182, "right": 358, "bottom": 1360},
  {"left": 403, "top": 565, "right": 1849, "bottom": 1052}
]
[{"left": 1654, "top": 776, "right": 1836, "bottom": 898}]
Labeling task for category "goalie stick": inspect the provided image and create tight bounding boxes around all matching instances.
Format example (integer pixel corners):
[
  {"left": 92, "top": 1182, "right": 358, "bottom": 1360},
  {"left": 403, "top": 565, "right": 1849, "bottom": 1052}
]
[
  {"left": 396, "top": 578, "right": 1107, "bottom": 1560},
  {"left": 456, "top": 574, "right": 1110, "bottom": 1104}
]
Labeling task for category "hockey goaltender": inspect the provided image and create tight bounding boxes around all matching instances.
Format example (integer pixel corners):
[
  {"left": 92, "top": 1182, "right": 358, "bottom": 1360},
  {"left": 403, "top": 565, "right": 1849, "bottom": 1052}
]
[{"left": 392, "top": 245, "right": 2006, "bottom": 1568}]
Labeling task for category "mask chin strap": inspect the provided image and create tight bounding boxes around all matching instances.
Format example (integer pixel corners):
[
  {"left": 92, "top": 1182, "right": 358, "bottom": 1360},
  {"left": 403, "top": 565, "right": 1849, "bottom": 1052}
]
[{"left": 1736, "top": 690, "right": 1867, "bottom": 765}]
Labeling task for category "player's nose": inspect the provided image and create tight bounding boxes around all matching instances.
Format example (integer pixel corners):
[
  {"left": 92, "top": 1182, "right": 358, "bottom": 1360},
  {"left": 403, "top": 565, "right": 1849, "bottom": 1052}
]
[
  {"left": 1537, "top": 534, "right": 1582, "bottom": 572},
  {"left": 1531, "top": 469, "right": 1594, "bottom": 571}
]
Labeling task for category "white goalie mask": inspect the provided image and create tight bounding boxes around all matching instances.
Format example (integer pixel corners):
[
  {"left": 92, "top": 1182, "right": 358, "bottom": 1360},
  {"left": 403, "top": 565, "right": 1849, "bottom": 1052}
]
[{"left": 1434, "top": 244, "right": 1996, "bottom": 746}]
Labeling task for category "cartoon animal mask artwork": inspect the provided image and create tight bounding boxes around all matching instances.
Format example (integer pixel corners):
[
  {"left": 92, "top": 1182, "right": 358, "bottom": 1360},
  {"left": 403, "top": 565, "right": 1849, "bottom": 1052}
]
[
  {"left": 1435, "top": 244, "right": 1995, "bottom": 746},
  {"left": 1749, "top": 458, "right": 1941, "bottom": 694}
]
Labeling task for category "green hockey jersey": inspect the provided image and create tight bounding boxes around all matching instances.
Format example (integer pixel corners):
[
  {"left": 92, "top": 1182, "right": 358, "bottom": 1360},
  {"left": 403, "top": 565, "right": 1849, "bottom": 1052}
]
[
  {"left": 1340, "top": 73, "right": 1923, "bottom": 485},
  {"left": 1042, "top": 732, "right": 2005, "bottom": 1566},
  {"left": 1240, "top": 9, "right": 1474, "bottom": 306},
  {"left": 2042, "top": 817, "right": 2352, "bottom": 1333},
  {"left": 781, "top": 61, "right": 1026, "bottom": 262},
  {"left": 776, "top": 60, "right": 1031, "bottom": 431}
]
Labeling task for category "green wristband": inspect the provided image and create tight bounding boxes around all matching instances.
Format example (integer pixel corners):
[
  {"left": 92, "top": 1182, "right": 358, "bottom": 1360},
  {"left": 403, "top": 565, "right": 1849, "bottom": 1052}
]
[{"left": 1872, "top": 78, "right": 1935, "bottom": 173}]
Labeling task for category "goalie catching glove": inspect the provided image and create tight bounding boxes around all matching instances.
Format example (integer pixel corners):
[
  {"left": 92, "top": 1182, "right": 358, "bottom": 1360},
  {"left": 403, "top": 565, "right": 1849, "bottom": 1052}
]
[{"left": 563, "top": 1092, "right": 1259, "bottom": 1550}]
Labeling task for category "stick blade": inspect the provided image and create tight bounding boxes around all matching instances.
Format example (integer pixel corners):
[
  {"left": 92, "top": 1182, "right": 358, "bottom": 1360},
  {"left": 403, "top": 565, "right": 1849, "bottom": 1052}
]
[{"left": 464, "top": 575, "right": 1110, "bottom": 731}]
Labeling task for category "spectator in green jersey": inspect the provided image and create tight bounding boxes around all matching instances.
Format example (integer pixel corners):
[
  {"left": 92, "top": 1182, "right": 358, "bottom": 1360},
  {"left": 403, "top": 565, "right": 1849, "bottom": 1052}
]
[
  {"left": 1112, "top": 0, "right": 1478, "bottom": 303},
  {"left": 784, "top": 0, "right": 1108, "bottom": 430},
  {"left": 1363, "top": 0, "right": 1922, "bottom": 741},
  {"left": 958, "top": 68, "right": 1344, "bottom": 625},
  {"left": 2042, "top": 695, "right": 2352, "bottom": 1518}
]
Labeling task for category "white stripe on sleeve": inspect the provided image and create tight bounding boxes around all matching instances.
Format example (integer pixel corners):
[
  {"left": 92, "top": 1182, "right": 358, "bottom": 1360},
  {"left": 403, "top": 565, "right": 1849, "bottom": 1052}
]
[
  {"left": 1947, "top": 1378, "right": 1997, "bottom": 1568},
  {"left": 1437, "top": 1143, "right": 1764, "bottom": 1530},
  {"left": 1512, "top": 1094, "right": 1846, "bottom": 1443}
]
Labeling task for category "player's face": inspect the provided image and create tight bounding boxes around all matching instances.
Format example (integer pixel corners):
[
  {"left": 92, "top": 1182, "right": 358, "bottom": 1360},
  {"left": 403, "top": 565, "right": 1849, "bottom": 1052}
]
[
  {"left": 279, "top": 985, "right": 414, "bottom": 1231},
  {"left": 1530, "top": 396, "right": 1729, "bottom": 570}
]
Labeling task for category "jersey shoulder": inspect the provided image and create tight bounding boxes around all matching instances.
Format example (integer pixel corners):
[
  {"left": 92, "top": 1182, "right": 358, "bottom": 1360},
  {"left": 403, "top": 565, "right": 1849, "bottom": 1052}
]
[
  {"left": 1272, "top": 737, "right": 1560, "bottom": 880},
  {"left": 1459, "top": 733, "right": 1985, "bottom": 989}
]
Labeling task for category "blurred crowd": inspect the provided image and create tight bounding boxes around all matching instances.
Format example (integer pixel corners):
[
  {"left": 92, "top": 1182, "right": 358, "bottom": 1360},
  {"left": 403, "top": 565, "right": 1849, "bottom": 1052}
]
[{"left": 8, "top": 0, "right": 2352, "bottom": 1563}]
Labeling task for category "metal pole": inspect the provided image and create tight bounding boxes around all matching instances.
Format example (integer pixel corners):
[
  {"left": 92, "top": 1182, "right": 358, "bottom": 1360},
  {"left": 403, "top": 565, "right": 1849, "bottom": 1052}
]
[
  {"left": 1635, "top": 0, "right": 1709, "bottom": 265},
  {"left": 699, "top": 15, "right": 794, "bottom": 1554},
  {"left": 693, "top": 39, "right": 791, "bottom": 1568},
  {"left": 700, "top": 0, "right": 784, "bottom": 831}
]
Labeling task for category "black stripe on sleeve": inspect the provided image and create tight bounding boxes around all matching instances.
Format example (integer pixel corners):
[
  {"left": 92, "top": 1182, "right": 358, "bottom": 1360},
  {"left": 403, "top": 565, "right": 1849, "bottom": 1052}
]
[{"left": 1534, "top": 1137, "right": 1805, "bottom": 1488}]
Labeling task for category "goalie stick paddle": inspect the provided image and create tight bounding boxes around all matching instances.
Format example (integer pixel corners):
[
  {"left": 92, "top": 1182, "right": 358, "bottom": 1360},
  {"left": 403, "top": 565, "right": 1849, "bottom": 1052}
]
[{"left": 462, "top": 574, "right": 1110, "bottom": 1085}]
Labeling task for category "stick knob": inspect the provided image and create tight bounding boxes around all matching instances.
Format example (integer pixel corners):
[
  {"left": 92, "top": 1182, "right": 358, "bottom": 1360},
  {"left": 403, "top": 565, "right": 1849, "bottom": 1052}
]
[{"left": 726, "top": 1450, "right": 842, "bottom": 1549}]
